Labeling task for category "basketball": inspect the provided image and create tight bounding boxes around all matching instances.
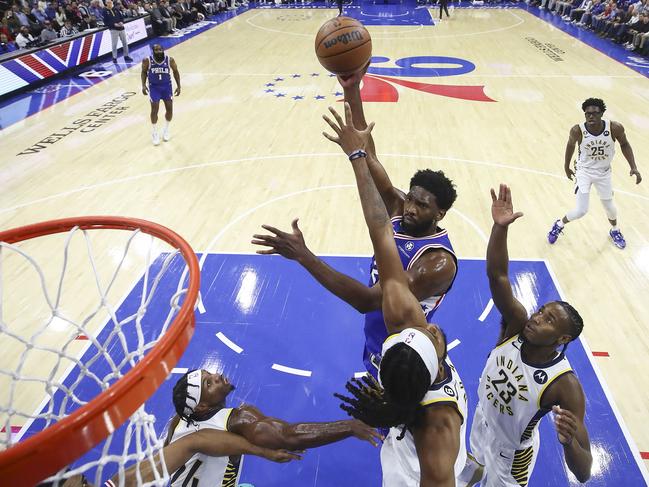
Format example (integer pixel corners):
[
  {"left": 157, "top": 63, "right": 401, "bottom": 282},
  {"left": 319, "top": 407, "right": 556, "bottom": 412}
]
[{"left": 314, "top": 16, "right": 372, "bottom": 76}]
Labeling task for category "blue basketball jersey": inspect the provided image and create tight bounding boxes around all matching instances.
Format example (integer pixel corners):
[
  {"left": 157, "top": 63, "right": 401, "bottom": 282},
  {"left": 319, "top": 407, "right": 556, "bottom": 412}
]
[
  {"left": 148, "top": 55, "right": 171, "bottom": 86},
  {"left": 363, "top": 216, "right": 457, "bottom": 377}
]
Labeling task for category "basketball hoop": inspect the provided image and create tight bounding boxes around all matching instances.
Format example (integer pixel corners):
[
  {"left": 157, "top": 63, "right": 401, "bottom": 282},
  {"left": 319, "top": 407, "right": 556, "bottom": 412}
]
[{"left": 0, "top": 217, "right": 200, "bottom": 486}]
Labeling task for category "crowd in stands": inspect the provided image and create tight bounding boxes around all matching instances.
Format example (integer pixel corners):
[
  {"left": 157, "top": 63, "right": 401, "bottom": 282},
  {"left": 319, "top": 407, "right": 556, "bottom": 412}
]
[
  {"left": 0, "top": 0, "right": 239, "bottom": 54},
  {"left": 529, "top": 0, "right": 649, "bottom": 56}
]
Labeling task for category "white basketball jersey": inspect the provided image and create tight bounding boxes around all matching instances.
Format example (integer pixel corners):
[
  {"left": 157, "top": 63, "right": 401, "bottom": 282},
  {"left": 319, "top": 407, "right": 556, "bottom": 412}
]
[
  {"left": 169, "top": 408, "right": 234, "bottom": 487},
  {"left": 381, "top": 358, "right": 468, "bottom": 486},
  {"left": 576, "top": 119, "right": 615, "bottom": 174},
  {"left": 477, "top": 335, "right": 573, "bottom": 450}
]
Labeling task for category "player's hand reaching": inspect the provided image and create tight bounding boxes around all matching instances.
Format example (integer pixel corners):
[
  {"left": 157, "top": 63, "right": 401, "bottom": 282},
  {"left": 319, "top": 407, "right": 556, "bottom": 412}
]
[
  {"left": 174, "top": 86, "right": 181, "bottom": 96},
  {"left": 322, "top": 102, "right": 374, "bottom": 156},
  {"left": 348, "top": 419, "right": 383, "bottom": 447},
  {"left": 553, "top": 405, "right": 578, "bottom": 446},
  {"left": 564, "top": 166, "right": 575, "bottom": 180},
  {"left": 142, "top": 85, "right": 148, "bottom": 96},
  {"left": 630, "top": 168, "right": 642, "bottom": 184},
  {"left": 260, "top": 448, "right": 304, "bottom": 463},
  {"left": 490, "top": 184, "right": 523, "bottom": 227},
  {"left": 252, "top": 219, "right": 309, "bottom": 261},
  {"left": 337, "top": 61, "right": 370, "bottom": 89}
]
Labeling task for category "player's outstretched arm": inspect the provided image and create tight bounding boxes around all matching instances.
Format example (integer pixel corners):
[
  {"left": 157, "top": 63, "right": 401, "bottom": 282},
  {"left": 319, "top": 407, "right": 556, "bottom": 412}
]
[
  {"left": 564, "top": 125, "right": 580, "bottom": 180},
  {"left": 141, "top": 58, "right": 149, "bottom": 95},
  {"left": 548, "top": 375, "right": 592, "bottom": 483},
  {"left": 611, "top": 121, "right": 641, "bottom": 184},
  {"left": 338, "top": 67, "right": 406, "bottom": 216},
  {"left": 227, "top": 405, "right": 381, "bottom": 450},
  {"left": 252, "top": 218, "right": 383, "bottom": 313},
  {"left": 322, "top": 104, "right": 426, "bottom": 333},
  {"left": 106, "top": 429, "right": 301, "bottom": 487},
  {"left": 413, "top": 406, "right": 462, "bottom": 487},
  {"left": 487, "top": 184, "right": 528, "bottom": 342}
]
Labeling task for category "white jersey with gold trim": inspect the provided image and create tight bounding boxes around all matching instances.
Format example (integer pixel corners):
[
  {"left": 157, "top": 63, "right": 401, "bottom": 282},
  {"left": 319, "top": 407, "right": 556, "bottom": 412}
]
[
  {"left": 477, "top": 334, "right": 573, "bottom": 451},
  {"left": 576, "top": 119, "right": 615, "bottom": 175},
  {"left": 381, "top": 357, "right": 468, "bottom": 486},
  {"left": 169, "top": 408, "right": 233, "bottom": 487}
]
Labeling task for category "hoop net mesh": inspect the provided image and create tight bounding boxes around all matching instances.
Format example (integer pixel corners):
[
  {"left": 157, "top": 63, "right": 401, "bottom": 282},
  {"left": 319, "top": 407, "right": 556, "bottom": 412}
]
[{"left": 0, "top": 220, "right": 198, "bottom": 486}]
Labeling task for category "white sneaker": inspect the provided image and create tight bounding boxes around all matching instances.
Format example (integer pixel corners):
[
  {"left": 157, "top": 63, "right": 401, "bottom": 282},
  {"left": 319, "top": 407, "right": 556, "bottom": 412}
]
[
  {"left": 152, "top": 131, "right": 160, "bottom": 146},
  {"left": 163, "top": 129, "right": 170, "bottom": 142}
]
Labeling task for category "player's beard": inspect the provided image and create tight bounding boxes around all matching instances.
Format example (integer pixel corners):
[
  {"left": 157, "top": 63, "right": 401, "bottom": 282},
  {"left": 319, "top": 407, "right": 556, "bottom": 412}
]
[{"left": 154, "top": 53, "right": 164, "bottom": 62}]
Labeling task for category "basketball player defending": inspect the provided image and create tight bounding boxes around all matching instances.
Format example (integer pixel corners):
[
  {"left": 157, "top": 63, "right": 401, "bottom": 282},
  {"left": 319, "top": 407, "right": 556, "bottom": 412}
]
[
  {"left": 164, "top": 368, "right": 381, "bottom": 486},
  {"left": 252, "top": 68, "right": 457, "bottom": 382},
  {"left": 459, "top": 184, "right": 592, "bottom": 486},
  {"left": 141, "top": 44, "right": 181, "bottom": 146},
  {"left": 325, "top": 103, "right": 467, "bottom": 486},
  {"left": 547, "top": 98, "right": 642, "bottom": 249}
]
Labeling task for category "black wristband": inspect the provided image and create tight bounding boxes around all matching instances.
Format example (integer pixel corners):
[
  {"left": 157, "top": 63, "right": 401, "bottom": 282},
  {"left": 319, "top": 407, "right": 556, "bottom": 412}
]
[{"left": 348, "top": 149, "right": 367, "bottom": 161}]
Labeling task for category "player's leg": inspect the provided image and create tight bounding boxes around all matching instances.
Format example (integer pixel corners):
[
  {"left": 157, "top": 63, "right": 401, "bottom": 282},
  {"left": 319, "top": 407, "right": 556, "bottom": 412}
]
[
  {"left": 548, "top": 172, "right": 591, "bottom": 243},
  {"left": 458, "top": 407, "right": 487, "bottom": 487},
  {"left": 150, "top": 98, "right": 161, "bottom": 145},
  {"left": 593, "top": 174, "right": 625, "bottom": 248},
  {"left": 162, "top": 97, "right": 173, "bottom": 141}
]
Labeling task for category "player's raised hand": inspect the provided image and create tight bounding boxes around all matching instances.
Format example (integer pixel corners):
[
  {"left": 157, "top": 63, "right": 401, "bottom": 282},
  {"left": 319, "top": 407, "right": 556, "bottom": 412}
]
[
  {"left": 553, "top": 405, "right": 578, "bottom": 445},
  {"left": 252, "top": 218, "right": 309, "bottom": 261},
  {"left": 322, "top": 102, "right": 374, "bottom": 156},
  {"left": 630, "top": 168, "right": 642, "bottom": 184},
  {"left": 337, "top": 61, "right": 370, "bottom": 89},
  {"left": 490, "top": 184, "right": 523, "bottom": 227}
]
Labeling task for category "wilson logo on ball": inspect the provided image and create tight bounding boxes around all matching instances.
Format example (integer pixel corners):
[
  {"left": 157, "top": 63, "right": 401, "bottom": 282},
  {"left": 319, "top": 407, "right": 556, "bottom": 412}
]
[{"left": 323, "top": 30, "right": 365, "bottom": 49}]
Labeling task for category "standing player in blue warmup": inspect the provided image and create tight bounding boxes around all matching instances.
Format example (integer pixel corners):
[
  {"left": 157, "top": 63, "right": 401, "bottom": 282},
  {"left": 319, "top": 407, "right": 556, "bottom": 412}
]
[
  {"left": 141, "top": 44, "right": 181, "bottom": 146},
  {"left": 252, "top": 68, "right": 458, "bottom": 380}
]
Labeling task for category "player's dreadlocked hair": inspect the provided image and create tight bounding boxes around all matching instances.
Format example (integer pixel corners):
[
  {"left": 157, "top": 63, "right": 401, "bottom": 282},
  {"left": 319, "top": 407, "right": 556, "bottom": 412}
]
[
  {"left": 581, "top": 98, "right": 606, "bottom": 113},
  {"left": 335, "top": 343, "right": 435, "bottom": 440},
  {"left": 409, "top": 169, "right": 457, "bottom": 211},
  {"left": 172, "top": 369, "right": 201, "bottom": 425},
  {"left": 556, "top": 301, "right": 584, "bottom": 341}
]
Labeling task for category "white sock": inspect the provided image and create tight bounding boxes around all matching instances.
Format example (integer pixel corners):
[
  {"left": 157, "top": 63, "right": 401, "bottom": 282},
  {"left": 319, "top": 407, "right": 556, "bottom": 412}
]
[
  {"left": 164, "top": 120, "right": 170, "bottom": 132},
  {"left": 556, "top": 219, "right": 565, "bottom": 228},
  {"left": 611, "top": 225, "right": 619, "bottom": 231},
  {"left": 152, "top": 124, "right": 158, "bottom": 135}
]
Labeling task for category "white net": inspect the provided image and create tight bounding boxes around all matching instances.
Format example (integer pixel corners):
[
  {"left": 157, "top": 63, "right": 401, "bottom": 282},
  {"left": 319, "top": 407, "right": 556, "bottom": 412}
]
[{"left": 0, "top": 222, "right": 197, "bottom": 486}]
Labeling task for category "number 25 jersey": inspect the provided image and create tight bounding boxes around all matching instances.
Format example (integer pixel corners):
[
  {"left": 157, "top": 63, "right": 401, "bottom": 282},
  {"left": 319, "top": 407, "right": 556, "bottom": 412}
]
[
  {"left": 477, "top": 335, "right": 573, "bottom": 450},
  {"left": 576, "top": 119, "right": 615, "bottom": 175}
]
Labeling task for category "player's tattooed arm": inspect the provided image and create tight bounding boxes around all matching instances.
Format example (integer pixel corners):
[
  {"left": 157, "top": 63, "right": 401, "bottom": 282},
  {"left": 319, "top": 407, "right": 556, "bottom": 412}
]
[{"left": 611, "top": 121, "right": 641, "bottom": 184}]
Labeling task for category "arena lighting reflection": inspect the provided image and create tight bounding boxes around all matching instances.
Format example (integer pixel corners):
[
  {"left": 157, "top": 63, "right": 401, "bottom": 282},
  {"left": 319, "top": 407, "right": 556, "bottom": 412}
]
[
  {"left": 632, "top": 245, "right": 649, "bottom": 277},
  {"left": 512, "top": 271, "right": 541, "bottom": 315},
  {"left": 235, "top": 267, "right": 259, "bottom": 314},
  {"left": 566, "top": 441, "right": 612, "bottom": 484}
]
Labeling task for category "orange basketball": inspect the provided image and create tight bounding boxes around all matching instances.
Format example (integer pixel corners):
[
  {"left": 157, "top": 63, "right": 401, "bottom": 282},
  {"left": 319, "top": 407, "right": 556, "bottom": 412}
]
[{"left": 315, "top": 16, "right": 372, "bottom": 76}]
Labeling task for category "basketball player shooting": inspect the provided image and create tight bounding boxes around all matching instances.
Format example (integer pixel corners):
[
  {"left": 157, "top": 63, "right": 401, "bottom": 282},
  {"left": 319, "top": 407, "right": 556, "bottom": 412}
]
[
  {"left": 141, "top": 44, "right": 181, "bottom": 146},
  {"left": 323, "top": 103, "right": 467, "bottom": 487}
]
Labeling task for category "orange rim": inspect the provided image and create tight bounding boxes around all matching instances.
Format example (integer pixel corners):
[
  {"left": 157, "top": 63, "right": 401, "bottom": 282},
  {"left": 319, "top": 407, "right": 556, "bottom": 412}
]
[{"left": 0, "top": 217, "right": 200, "bottom": 486}]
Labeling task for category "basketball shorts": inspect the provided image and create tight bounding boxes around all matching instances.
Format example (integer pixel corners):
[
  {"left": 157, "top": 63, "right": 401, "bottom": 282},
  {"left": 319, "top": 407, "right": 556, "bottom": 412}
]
[
  {"left": 575, "top": 169, "right": 613, "bottom": 200},
  {"left": 149, "top": 83, "right": 173, "bottom": 103},
  {"left": 468, "top": 406, "right": 540, "bottom": 487}
]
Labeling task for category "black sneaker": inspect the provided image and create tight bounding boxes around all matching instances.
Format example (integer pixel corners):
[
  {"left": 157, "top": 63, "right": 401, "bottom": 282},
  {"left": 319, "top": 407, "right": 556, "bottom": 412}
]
[
  {"left": 124, "top": 56, "right": 133, "bottom": 62},
  {"left": 112, "top": 57, "right": 117, "bottom": 63}
]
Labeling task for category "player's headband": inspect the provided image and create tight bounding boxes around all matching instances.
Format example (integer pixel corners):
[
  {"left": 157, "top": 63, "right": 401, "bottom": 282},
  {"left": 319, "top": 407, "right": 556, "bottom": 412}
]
[
  {"left": 381, "top": 328, "right": 439, "bottom": 382},
  {"left": 184, "top": 370, "right": 202, "bottom": 417}
]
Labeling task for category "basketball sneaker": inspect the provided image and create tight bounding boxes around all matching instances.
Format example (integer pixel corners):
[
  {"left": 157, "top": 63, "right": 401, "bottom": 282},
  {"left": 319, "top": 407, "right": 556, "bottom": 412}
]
[
  {"left": 609, "top": 229, "right": 626, "bottom": 249},
  {"left": 547, "top": 220, "right": 564, "bottom": 244},
  {"left": 152, "top": 131, "right": 160, "bottom": 146}
]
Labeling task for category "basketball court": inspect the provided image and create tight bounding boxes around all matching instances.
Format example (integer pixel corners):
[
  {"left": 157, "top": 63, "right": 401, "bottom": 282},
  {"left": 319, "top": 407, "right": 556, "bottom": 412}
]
[{"left": 1, "top": 3, "right": 649, "bottom": 486}]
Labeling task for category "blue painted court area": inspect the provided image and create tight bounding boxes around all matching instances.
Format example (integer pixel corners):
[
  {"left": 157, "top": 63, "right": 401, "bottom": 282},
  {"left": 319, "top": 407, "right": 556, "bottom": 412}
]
[{"left": 21, "top": 254, "right": 648, "bottom": 485}]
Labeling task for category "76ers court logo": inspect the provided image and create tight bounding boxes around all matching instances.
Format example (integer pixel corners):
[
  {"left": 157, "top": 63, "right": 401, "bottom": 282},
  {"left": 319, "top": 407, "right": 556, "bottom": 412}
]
[{"left": 263, "top": 55, "right": 495, "bottom": 103}]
